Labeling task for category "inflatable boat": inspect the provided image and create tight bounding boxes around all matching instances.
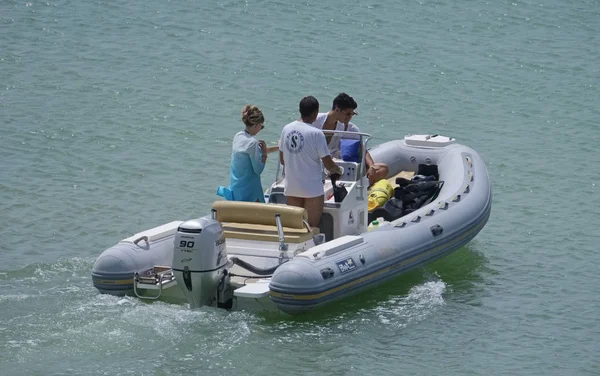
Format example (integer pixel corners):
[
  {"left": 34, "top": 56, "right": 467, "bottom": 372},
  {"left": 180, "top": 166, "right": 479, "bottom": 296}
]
[{"left": 91, "top": 133, "right": 492, "bottom": 314}]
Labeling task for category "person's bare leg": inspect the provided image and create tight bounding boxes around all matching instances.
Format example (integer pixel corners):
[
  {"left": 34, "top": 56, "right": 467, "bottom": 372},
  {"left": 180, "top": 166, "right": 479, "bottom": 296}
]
[
  {"left": 286, "top": 196, "right": 304, "bottom": 209},
  {"left": 304, "top": 195, "right": 325, "bottom": 228}
]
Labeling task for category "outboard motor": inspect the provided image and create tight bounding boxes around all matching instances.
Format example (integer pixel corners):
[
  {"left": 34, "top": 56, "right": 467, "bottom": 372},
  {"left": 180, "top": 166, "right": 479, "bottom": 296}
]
[{"left": 173, "top": 218, "right": 228, "bottom": 308}]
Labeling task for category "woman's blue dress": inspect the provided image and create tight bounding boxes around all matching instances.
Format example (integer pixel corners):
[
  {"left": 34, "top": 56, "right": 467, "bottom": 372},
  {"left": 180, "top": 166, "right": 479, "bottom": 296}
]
[{"left": 217, "top": 131, "right": 266, "bottom": 202}]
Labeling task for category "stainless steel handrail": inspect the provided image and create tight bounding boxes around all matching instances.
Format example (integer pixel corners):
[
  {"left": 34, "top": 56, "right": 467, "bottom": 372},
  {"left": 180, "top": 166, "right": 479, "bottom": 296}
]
[
  {"left": 274, "top": 214, "right": 288, "bottom": 251},
  {"left": 133, "top": 268, "right": 177, "bottom": 300}
]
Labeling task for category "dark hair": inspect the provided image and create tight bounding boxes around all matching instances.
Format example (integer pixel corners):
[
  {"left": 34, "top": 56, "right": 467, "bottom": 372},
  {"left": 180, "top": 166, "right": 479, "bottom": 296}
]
[
  {"left": 299, "top": 96, "right": 319, "bottom": 117},
  {"left": 332, "top": 92, "right": 357, "bottom": 111}
]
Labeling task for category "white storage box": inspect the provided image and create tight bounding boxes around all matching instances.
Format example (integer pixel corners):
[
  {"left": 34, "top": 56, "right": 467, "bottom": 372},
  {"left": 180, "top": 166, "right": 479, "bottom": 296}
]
[{"left": 404, "top": 134, "right": 455, "bottom": 148}]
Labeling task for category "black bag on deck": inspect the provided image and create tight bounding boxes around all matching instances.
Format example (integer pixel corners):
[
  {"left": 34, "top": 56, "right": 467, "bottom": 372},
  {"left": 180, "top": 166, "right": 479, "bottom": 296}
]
[
  {"left": 394, "top": 180, "right": 441, "bottom": 203},
  {"left": 369, "top": 197, "right": 405, "bottom": 223},
  {"left": 330, "top": 174, "right": 348, "bottom": 203},
  {"left": 394, "top": 179, "right": 444, "bottom": 215}
]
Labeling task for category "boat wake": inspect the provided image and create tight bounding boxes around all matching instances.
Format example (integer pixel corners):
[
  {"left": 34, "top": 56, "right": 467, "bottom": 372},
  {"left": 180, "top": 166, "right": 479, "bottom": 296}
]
[{"left": 374, "top": 279, "right": 447, "bottom": 328}]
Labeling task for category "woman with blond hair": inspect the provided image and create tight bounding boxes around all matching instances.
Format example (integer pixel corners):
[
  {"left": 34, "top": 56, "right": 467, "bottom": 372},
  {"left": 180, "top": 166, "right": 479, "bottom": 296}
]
[{"left": 217, "top": 104, "right": 278, "bottom": 202}]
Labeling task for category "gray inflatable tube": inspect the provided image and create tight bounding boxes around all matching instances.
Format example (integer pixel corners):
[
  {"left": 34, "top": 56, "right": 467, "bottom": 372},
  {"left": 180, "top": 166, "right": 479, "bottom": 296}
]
[{"left": 269, "top": 139, "right": 492, "bottom": 314}]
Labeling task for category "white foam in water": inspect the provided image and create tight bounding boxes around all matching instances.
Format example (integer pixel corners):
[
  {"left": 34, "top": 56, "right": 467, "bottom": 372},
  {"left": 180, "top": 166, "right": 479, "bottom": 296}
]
[
  {"left": 55, "top": 294, "right": 257, "bottom": 359},
  {"left": 375, "top": 280, "right": 447, "bottom": 328},
  {"left": 0, "top": 294, "right": 33, "bottom": 302}
]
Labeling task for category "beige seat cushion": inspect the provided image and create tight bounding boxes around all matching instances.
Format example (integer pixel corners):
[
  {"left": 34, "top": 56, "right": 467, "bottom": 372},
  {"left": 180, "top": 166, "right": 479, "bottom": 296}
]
[
  {"left": 212, "top": 201, "right": 307, "bottom": 228},
  {"left": 211, "top": 201, "right": 316, "bottom": 243}
]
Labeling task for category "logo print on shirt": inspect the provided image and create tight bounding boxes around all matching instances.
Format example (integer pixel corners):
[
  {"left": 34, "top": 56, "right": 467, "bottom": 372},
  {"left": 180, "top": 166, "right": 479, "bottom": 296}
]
[{"left": 285, "top": 130, "right": 304, "bottom": 154}]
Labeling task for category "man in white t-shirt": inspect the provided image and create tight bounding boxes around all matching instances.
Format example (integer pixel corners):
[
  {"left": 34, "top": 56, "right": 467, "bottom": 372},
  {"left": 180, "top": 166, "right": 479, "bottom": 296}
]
[
  {"left": 312, "top": 93, "right": 389, "bottom": 186},
  {"left": 279, "top": 96, "right": 343, "bottom": 227},
  {"left": 311, "top": 93, "right": 358, "bottom": 157}
]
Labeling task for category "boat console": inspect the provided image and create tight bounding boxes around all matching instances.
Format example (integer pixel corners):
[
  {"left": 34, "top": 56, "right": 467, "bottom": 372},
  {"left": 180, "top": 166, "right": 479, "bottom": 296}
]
[{"left": 266, "top": 130, "right": 373, "bottom": 242}]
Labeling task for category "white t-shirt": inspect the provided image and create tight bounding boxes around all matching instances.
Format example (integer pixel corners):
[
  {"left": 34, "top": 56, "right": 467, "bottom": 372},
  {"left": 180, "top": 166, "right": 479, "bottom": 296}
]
[
  {"left": 279, "top": 120, "right": 331, "bottom": 198},
  {"left": 312, "top": 113, "right": 360, "bottom": 158}
]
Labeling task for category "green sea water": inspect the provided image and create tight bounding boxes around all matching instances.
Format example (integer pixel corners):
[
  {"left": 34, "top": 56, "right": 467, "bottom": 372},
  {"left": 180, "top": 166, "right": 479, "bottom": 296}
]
[{"left": 1, "top": 0, "right": 599, "bottom": 374}]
